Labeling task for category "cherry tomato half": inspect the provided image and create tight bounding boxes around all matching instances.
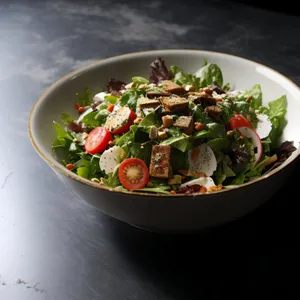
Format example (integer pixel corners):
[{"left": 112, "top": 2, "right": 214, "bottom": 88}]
[
  {"left": 85, "top": 127, "right": 112, "bottom": 155},
  {"left": 118, "top": 158, "right": 149, "bottom": 190},
  {"left": 229, "top": 113, "right": 252, "bottom": 130}
]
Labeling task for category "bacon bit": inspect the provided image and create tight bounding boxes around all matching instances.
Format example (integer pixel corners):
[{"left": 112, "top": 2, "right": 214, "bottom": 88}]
[
  {"left": 215, "top": 96, "right": 223, "bottom": 102},
  {"left": 107, "top": 104, "right": 115, "bottom": 112},
  {"left": 66, "top": 164, "right": 75, "bottom": 170},
  {"left": 146, "top": 181, "right": 153, "bottom": 188},
  {"left": 170, "top": 190, "right": 176, "bottom": 195},
  {"left": 75, "top": 103, "right": 80, "bottom": 110},
  {"left": 108, "top": 140, "right": 115, "bottom": 147},
  {"left": 78, "top": 106, "right": 85, "bottom": 114}
]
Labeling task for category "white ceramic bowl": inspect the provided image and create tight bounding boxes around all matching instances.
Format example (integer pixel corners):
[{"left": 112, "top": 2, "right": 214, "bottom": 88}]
[{"left": 28, "top": 50, "right": 300, "bottom": 232}]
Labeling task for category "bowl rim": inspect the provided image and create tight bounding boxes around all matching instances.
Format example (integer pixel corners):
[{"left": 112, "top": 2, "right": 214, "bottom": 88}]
[{"left": 28, "top": 49, "right": 300, "bottom": 198}]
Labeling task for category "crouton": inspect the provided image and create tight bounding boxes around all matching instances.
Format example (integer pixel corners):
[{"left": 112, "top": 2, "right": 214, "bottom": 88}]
[
  {"left": 173, "top": 116, "right": 194, "bottom": 135},
  {"left": 160, "top": 96, "right": 189, "bottom": 113},
  {"left": 161, "top": 80, "right": 186, "bottom": 95},
  {"left": 146, "top": 91, "right": 171, "bottom": 99},
  {"left": 149, "top": 145, "right": 171, "bottom": 178},
  {"left": 204, "top": 105, "right": 222, "bottom": 122},
  {"left": 139, "top": 97, "right": 161, "bottom": 109},
  {"left": 162, "top": 115, "right": 174, "bottom": 128},
  {"left": 188, "top": 91, "right": 216, "bottom": 107}
]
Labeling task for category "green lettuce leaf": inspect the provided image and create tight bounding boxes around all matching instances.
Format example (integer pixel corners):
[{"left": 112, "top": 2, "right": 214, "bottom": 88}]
[
  {"left": 119, "top": 90, "right": 145, "bottom": 110},
  {"left": 76, "top": 87, "right": 93, "bottom": 107},
  {"left": 261, "top": 95, "right": 287, "bottom": 146},
  {"left": 195, "top": 63, "right": 223, "bottom": 87},
  {"left": 170, "top": 65, "right": 201, "bottom": 90}
]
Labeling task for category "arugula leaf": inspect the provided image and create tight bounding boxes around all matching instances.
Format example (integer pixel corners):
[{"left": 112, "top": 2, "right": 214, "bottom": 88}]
[
  {"left": 135, "top": 187, "right": 170, "bottom": 194},
  {"left": 132, "top": 76, "right": 150, "bottom": 84},
  {"left": 167, "top": 126, "right": 182, "bottom": 137},
  {"left": 76, "top": 87, "right": 93, "bottom": 107},
  {"left": 119, "top": 90, "right": 145, "bottom": 110},
  {"left": 192, "top": 104, "right": 213, "bottom": 124},
  {"left": 230, "top": 173, "right": 245, "bottom": 185},
  {"left": 104, "top": 95, "right": 118, "bottom": 104},
  {"left": 130, "top": 142, "right": 153, "bottom": 165},
  {"left": 81, "top": 111, "right": 99, "bottom": 126},
  {"left": 160, "top": 135, "right": 192, "bottom": 152},
  {"left": 102, "top": 169, "right": 120, "bottom": 188},
  {"left": 236, "top": 84, "right": 262, "bottom": 110},
  {"left": 95, "top": 110, "right": 110, "bottom": 125},
  {"left": 206, "top": 123, "right": 227, "bottom": 138},
  {"left": 170, "top": 65, "right": 201, "bottom": 90},
  {"left": 261, "top": 95, "right": 287, "bottom": 146},
  {"left": 194, "top": 63, "right": 223, "bottom": 87},
  {"left": 139, "top": 108, "right": 161, "bottom": 127},
  {"left": 60, "top": 112, "right": 74, "bottom": 125},
  {"left": 207, "top": 138, "right": 230, "bottom": 152},
  {"left": 171, "top": 148, "right": 189, "bottom": 170},
  {"left": 77, "top": 167, "right": 89, "bottom": 179},
  {"left": 223, "top": 82, "right": 230, "bottom": 92},
  {"left": 52, "top": 122, "right": 73, "bottom": 150}
]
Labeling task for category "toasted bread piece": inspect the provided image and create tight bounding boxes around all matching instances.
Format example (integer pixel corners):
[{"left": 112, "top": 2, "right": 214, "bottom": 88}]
[
  {"left": 139, "top": 97, "right": 161, "bottom": 109},
  {"left": 161, "top": 80, "right": 186, "bottom": 95},
  {"left": 146, "top": 91, "right": 171, "bottom": 99},
  {"left": 188, "top": 91, "right": 216, "bottom": 107},
  {"left": 160, "top": 96, "right": 189, "bottom": 113},
  {"left": 204, "top": 105, "right": 222, "bottom": 122},
  {"left": 173, "top": 116, "right": 194, "bottom": 135},
  {"left": 149, "top": 145, "right": 171, "bottom": 178}
]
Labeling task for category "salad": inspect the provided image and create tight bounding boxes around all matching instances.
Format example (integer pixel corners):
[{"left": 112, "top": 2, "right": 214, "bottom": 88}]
[{"left": 52, "top": 58, "right": 296, "bottom": 195}]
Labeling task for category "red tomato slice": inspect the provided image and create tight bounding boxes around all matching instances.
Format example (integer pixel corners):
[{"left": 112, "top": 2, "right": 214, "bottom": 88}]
[
  {"left": 112, "top": 109, "right": 137, "bottom": 135},
  {"left": 118, "top": 158, "right": 149, "bottom": 190},
  {"left": 85, "top": 127, "right": 112, "bottom": 155},
  {"left": 229, "top": 113, "right": 252, "bottom": 130}
]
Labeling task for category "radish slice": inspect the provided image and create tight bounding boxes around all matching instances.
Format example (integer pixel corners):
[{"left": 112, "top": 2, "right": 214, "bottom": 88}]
[
  {"left": 180, "top": 177, "right": 216, "bottom": 190},
  {"left": 237, "top": 126, "right": 262, "bottom": 163},
  {"left": 187, "top": 144, "right": 217, "bottom": 176},
  {"left": 99, "top": 146, "right": 124, "bottom": 174},
  {"left": 77, "top": 107, "right": 93, "bottom": 123},
  {"left": 255, "top": 114, "right": 272, "bottom": 139}
]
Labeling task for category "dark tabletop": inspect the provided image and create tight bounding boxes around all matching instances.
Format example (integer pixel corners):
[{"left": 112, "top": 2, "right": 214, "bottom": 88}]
[{"left": 0, "top": 0, "right": 299, "bottom": 299}]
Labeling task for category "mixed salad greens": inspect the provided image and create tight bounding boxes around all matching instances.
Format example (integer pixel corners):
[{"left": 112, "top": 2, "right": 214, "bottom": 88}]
[{"left": 52, "top": 58, "right": 296, "bottom": 195}]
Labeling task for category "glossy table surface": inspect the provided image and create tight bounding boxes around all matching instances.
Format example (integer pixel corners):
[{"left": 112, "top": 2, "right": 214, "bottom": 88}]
[{"left": 0, "top": 0, "right": 299, "bottom": 299}]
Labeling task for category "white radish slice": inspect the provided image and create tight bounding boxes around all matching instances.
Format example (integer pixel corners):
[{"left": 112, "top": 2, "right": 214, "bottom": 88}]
[
  {"left": 187, "top": 144, "right": 217, "bottom": 176},
  {"left": 180, "top": 177, "right": 216, "bottom": 190},
  {"left": 99, "top": 146, "right": 124, "bottom": 174},
  {"left": 93, "top": 92, "right": 109, "bottom": 103},
  {"left": 77, "top": 107, "right": 93, "bottom": 123},
  {"left": 237, "top": 126, "right": 262, "bottom": 163},
  {"left": 255, "top": 114, "right": 272, "bottom": 139}
]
